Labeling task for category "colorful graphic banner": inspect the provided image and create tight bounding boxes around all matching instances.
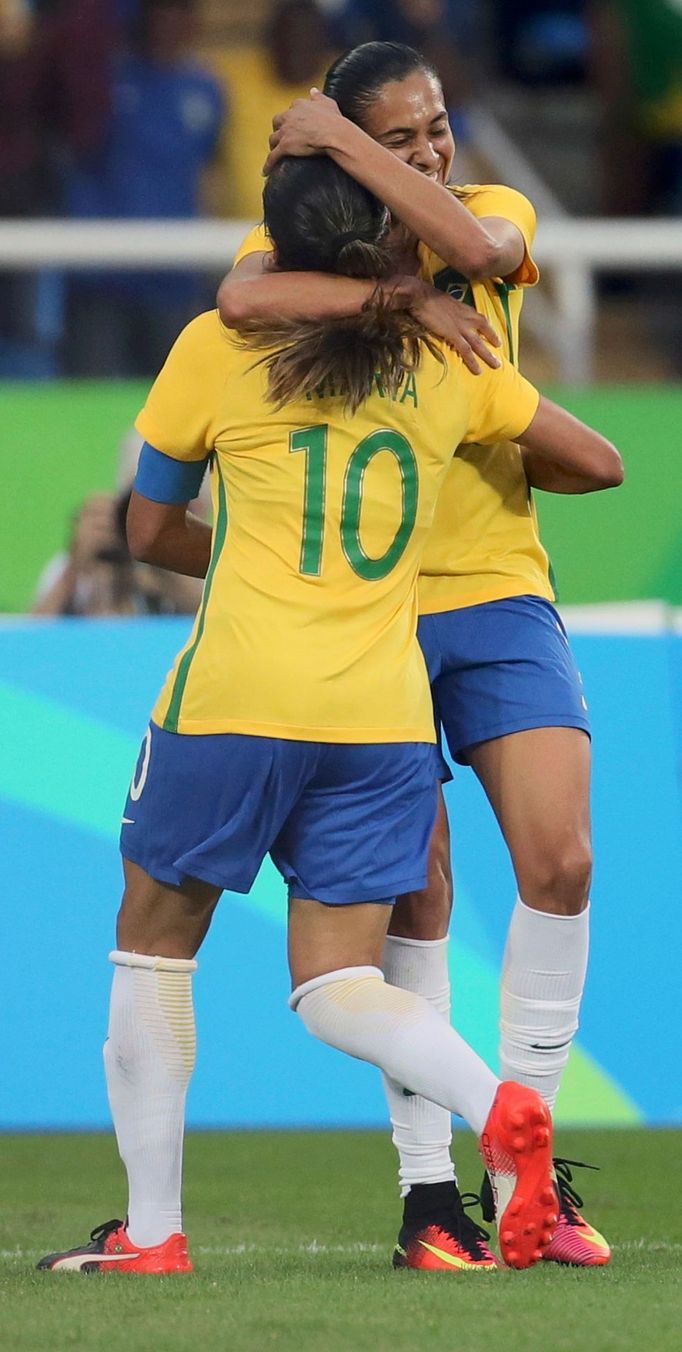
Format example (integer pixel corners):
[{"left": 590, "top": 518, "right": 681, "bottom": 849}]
[{"left": 2, "top": 620, "right": 680, "bottom": 1129}]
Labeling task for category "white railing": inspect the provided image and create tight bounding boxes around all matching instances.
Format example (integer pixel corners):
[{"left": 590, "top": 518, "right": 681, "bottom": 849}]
[{"left": 1, "top": 216, "right": 681, "bottom": 383}]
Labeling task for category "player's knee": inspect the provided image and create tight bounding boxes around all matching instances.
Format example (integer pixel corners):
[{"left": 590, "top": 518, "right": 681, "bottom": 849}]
[
  {"left": 290, "top": 967, "right": 385, "bottom": 1047},
  {"left": 290, "top": 966, "right": 426, "bottom": 1073},
  {"left": 520, "top": 840, "right": 592, "bottom": 915}
]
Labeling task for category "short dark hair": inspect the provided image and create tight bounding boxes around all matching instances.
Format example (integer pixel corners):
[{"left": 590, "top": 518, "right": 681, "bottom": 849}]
[{"left": 323, "top": 41, "right": 440, "bottom": 127}]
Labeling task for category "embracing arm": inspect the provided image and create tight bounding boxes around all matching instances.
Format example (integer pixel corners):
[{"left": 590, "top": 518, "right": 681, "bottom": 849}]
[
  {"left": 218, "top": 256, "right": 501, "bottom": 374},
  {"left": 518, "top": 398, "right": 624, "bottom": 493},
  {"left": 126, "top": 492, "right": 211, "bottom": 578},
  {"left": 218, "top": 251, "right": 415, "bottom": 326},
  {"left": 321, "top": 125, "right": 501, "bottom": 279},
  {"left": 328, "top": 132, "right": 527, "bottom": 280},
  {"left": 263, "top": 92, "right": 522, "bottom": 281}
]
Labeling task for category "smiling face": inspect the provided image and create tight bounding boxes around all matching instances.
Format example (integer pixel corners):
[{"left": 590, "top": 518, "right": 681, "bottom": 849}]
[{"left": 359, "top": 70, "right": 455, "bottom": 185}]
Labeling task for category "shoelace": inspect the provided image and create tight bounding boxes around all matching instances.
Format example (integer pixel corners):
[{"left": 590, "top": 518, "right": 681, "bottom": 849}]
[
  {"left": 89, "top": 1218, "right": 124, "bottom": 1245},
  {"left": 453, "top": 1191, "right": 494, "bottom": 1258},
  {"left": 553, "top": 1158, "right": 599, "bottom": 1227}
]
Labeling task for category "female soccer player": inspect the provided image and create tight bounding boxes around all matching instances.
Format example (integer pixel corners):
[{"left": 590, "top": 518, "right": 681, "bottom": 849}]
[
  {"left": 37, "top": 154, "right": 621, "bottom": 1276},
  {"left": 219, "top": 41, "right": 615, "bottom": 1270}
]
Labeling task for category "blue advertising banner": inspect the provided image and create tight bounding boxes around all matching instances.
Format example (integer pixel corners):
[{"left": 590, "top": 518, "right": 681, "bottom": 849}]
[{"left": 1, "top": 619, "right": 680, "bottom": 1129}]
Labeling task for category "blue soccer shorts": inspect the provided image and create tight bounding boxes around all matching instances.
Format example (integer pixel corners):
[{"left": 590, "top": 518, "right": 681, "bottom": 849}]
[
  {"left": 417, "top": 594, "right": 591, "bottom": 767},
  {"left": 120, "top": 723, "right": 438, "bottom": 904}
]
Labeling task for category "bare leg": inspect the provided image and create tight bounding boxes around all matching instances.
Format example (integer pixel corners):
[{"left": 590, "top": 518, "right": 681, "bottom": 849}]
[
  {"left": 117, "top": 857, "right": 221, "bottom": 957},
  {"left": 389, "top": 786, "right": 453, "bottom": 939},
  {"left": 378, "top": 728, "right": 591, "bottom": 1199},
  {"left": 469, "top": 727, "right": 592, "bottom": 1106},
  {"left": 468, "top": 727, "right": 592, "bottom": 918}
]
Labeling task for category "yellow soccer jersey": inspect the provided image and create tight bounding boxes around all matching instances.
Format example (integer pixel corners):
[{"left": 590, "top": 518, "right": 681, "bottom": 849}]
[
  {"left": 233, "top": 221, "right": 270, "bottom": 266},
  {"left": 416, "top": 184, "right": 554, "bottom": 613},
  {"left": 135, "top": 311, "right": 539, "bottom": 743},
  {"left": 232, "top": 184, "right": 554, "bottom": 614}
]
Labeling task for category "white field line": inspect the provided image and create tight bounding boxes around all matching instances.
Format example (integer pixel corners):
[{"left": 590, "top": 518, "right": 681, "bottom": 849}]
[
  {"left": 0, "top": 1241, "right": 384, "bottom": 1261},
  {"left": 3, "top": 1240, "right": 682, "bottom": 1261}
]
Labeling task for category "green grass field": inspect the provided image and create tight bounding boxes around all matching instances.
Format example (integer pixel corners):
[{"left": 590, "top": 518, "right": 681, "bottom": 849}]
[{"left": 1, "top": 1128, "right": 679, "bottom": 1352}]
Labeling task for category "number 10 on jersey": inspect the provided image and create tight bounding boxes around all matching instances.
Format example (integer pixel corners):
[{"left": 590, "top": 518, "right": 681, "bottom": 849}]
[{"left": 289, "top": 424, "right": 419, "bottom": 582}]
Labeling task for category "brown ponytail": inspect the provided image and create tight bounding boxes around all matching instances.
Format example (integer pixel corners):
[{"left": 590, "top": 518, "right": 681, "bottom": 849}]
[
  {"left": 237, "top": 158, "right": 445, "bottom": 414},
  {"left": 239, "top": 286, "right": 443, "bottom": 416}
]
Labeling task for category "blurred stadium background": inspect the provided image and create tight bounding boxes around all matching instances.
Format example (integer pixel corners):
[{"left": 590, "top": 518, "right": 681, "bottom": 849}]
[{"left": 1, "top": 0, "right": 681, "bottom": 1139}]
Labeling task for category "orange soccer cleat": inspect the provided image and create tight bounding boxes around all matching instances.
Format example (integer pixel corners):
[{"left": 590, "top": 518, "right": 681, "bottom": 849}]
[
  {"left": 479, "top": 1082, "right": 558, "bottom": 1270},
  {"left": 541, "top": 1159, "right": 612, "bottom": 1266},
  {"left": 37, "top": 1218, "right": 192, "bottom": 1274}
]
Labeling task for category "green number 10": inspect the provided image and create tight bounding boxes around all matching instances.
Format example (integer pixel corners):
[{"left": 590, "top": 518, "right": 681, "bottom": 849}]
[{"left": 289, "top": 424, "right": 418, "bottom": 581}]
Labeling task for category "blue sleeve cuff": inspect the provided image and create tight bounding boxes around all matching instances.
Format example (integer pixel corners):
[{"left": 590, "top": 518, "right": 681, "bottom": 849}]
[{"left": 133, "top": 442, "right": 209, "bottom": 504}]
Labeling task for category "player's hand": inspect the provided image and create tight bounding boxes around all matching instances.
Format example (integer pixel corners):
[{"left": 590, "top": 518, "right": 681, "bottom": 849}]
[
  {"left": 263, "top": 89, "right": 343, "bottom": 175},
  {"left": 410, "top": 285, "right": 502, "bottom": 374}
]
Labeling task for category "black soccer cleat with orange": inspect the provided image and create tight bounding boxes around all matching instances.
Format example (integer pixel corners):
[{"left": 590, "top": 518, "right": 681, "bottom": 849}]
[{"left": 392, "top": 1181, "right": 499, "bottom": 1272}]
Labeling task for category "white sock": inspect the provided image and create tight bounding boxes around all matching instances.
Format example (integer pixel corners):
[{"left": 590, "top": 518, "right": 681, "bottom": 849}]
[
  {"left": 500, "top": 897, "right": 590, "bottom": 1110},
  {"left": 103, "top": 949, "right": 197, "bottom": 1248},
  {"left": 381, "top": 936, "right": 455, "bottom": 1196},
  {"left": 291, "top": 966, "right": 498, "bottom": 1136}
]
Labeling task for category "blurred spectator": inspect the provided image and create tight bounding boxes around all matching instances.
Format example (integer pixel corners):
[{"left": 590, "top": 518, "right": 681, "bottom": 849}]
[
  {"left": 0, "top": 0, "right": 116, "bottom": 376},
  {"left": 63, "top": 0, "right": 225, "bottom": 376},
  {"left": 589, "top": 0, "right": 682, "bottom": 216},
  {"left": 206, "top": 1, "right": 332, "bottom": 219},
  {"left": 326, "top": 1, "right": 480, "bottom": 138},
  {"left": 492, "top": 2, "right": 589, "bottom": 85},
  {"left": 32, "top": 490, "right": 202, "bottom": 616}
]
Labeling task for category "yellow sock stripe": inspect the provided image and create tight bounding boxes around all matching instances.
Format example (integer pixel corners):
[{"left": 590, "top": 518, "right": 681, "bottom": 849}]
[
  {"left": 157, "top": 971, "right": 196, "bottom": 1075},
  {"left": 132, "top": 968, "right": 196, "bottom": 1079}
]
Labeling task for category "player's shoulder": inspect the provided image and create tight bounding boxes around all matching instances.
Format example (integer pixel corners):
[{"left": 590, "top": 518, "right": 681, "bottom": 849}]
[
  {"left": 453, "top": 182, "right": 535, "bottom": 221},
  {"left": 427, "top": 341, "right": 520, "bottom": 399},
  {"left": 419, "top": 340, "right": 470, "bottom": 403},
  {"left": 234, "top": 222, "right": 271, "bottom": 267},
  {"left": 178, "top": 309, "right": 230, "bottom": 347},
  {"left": 168, "top": 310, "right": 239, "bottom": 373}
]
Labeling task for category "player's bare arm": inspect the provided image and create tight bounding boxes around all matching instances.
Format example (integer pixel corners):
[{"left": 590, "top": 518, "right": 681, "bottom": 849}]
[
  {"left": 476, "top": 215, "right": 526, "bottom": 281},
  {"left": 219, "top": 252, "right": 391, "bottom": 325},
  {"left": 263, "top": 90, "right": 514, "bottom": 281},
  {"left": 219, "top": 259, "right": 501, "bottom": 375},
  {"left": 127, "top": 492, "right": 211, "bottom": 578},
  {"left": 518, "top": 399, "right": 624, "bottom": 492}
]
